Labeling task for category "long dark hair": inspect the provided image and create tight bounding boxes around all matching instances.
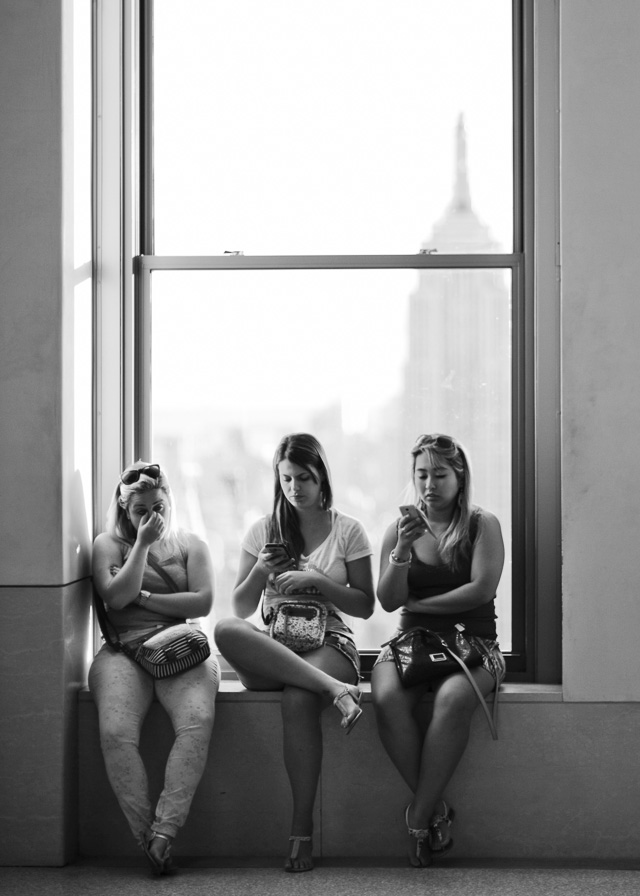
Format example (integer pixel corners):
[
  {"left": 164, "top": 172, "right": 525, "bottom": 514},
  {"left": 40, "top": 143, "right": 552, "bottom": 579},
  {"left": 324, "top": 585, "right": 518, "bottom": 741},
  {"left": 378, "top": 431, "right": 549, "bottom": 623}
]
[
  {"left": 268, "top": 433, "right": 333, "bottom": 561},
  {"left": 409, "top": 434, "right": 476, "bottom": 569}
]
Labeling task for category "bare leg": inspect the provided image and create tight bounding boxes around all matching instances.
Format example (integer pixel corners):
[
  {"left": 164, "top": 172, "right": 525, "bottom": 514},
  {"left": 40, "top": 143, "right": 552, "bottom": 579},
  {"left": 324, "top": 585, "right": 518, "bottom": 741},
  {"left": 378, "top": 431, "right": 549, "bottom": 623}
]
[
  {"left": 409, "top": 666, "right": 495, "bottom": 828},
  {"left": 214, "top": 618, "right": 360, "bottom": 725},
  {"left": 372, "top": 660, "right": 495, "bottom": 866},
  {"left": 371, "top": 661, "right": 425, "bottom": 791},
  {"left": 281, "top": 646, "right": 357, "bottom": 872}
]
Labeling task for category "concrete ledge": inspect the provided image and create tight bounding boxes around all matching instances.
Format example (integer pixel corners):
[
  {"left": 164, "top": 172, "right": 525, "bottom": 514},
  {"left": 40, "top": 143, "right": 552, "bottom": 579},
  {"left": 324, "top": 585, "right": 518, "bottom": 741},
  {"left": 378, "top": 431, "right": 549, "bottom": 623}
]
[
  {"left": 78, "top": 682, "right": 640, "bottom": 862},
  {"left": 78, "top": 681, "right": 564, "bottom": 702}
]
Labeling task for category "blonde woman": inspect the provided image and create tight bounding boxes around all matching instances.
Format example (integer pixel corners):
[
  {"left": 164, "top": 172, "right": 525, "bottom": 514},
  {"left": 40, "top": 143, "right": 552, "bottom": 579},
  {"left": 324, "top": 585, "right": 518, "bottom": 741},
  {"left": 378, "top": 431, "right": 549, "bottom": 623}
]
[
  {"left": 90, "top": 462, "right": 219, "bottom": 875},
  {"left": 372, "top": 435, "right": 505, "bottom": 867}
]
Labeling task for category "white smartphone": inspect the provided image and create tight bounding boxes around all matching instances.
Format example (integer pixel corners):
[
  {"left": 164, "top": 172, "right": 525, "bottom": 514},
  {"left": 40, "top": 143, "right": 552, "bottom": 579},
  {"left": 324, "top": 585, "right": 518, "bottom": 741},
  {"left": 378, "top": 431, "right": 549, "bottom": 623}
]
[{"left": 399, "top": 504, "right": 429, "bottom": 526}]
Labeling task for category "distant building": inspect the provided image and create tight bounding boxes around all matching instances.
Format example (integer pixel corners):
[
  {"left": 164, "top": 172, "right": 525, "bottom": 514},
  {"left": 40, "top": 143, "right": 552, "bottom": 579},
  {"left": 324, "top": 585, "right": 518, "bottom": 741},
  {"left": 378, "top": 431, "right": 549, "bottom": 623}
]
[{"left": 402, "top": 116, "right": 512, "bottom": 641}]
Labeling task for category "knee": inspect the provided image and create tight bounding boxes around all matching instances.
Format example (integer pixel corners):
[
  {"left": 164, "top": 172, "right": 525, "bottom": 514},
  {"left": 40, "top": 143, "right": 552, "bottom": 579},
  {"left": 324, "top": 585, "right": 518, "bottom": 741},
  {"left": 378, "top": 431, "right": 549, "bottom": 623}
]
[
  {"left": 214, "top": 616, "right": 245, "bottom": 653},
  {"left": 371, "top": 682, "right": 405, "bottom": 729},
  {"left": 281, "top": 685, "right": 321, "bottom": 723},
  {"left": 99, "top": 716, "right": 139, "bottom": 751},
  {"left": 431, "top": 687, "right": 476, "bottom": 727}
]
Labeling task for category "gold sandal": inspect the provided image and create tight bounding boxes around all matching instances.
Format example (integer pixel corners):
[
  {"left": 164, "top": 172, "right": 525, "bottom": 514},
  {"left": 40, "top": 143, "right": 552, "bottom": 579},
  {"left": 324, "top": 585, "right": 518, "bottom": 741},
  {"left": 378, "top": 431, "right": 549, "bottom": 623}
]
[
  {"left": 284, "top": 835, "right": 313, "bottom": 873},
  {"left": 405, "top": 805, "right": 432, "bottom": 868},
  {"left": 333, "top": 685, "right": 362, "bottom": 734},
  {"left": 429, "top": 800, "right": 455, "bottom": 858},
  {"left": 142, "top": 833, "right": 175, "bottom": 876}
]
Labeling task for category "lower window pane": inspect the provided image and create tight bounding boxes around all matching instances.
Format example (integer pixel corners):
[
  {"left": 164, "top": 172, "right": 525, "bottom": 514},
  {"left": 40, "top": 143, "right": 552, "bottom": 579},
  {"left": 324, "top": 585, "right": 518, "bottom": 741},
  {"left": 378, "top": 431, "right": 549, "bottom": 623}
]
[{"left": 150, "top": 268, "right": 512, "bottom": 652}]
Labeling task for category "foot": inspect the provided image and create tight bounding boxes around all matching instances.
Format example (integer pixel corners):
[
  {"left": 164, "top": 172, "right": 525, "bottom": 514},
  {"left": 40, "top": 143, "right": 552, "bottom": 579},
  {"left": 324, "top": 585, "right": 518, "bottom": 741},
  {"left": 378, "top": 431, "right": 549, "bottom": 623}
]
[
  {"left": 284, "top": 835, "right": 313, "bottom": 873},
  {"left": 405, "top": 805, "right": 432, "bottom": 868},
  {"left": 333, "top": 684, "right": 362, "bottom": 734},
  {"left": 429, "top": 800, "right": 455, "bottom": 858},
  {"left": 142, "top": 833, "right": 174, "bottom": 876}
]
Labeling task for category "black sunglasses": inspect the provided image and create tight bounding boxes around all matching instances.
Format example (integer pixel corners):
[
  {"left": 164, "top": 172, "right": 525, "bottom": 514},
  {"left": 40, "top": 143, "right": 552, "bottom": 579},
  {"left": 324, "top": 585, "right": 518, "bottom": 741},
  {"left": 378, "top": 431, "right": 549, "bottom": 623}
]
[
  {"left": 418, "top": 434, "right": 456, "bottom": 450},
  {"left": 120, "top": 464, "right": 161, "bottom": 485}
]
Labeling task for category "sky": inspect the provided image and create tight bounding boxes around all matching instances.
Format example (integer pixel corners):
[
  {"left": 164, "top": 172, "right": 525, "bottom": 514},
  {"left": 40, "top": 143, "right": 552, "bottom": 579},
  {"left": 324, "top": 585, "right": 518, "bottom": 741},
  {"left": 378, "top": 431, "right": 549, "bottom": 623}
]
[{"left": 149, "top": 0, "right": 514, "bottom": 428}]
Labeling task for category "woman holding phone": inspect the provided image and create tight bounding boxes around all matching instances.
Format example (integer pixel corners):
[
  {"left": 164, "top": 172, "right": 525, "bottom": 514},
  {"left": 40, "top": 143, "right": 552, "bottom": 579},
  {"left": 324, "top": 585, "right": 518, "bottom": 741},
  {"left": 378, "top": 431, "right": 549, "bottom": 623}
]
[
  {"left": 372, "top": 434, "right": 505, "bottom": 867},
  {"left": 215, "top": 433, "right": 374, "bottom": 873}
]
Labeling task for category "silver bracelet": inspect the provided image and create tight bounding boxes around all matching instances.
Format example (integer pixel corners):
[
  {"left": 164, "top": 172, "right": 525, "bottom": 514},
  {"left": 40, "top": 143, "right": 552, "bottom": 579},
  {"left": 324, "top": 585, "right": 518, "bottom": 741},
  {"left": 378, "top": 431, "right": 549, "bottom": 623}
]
[
  {"left": 389, "top": 550, "right": 411, "bottom": 568},
  {"left": 136, "top": 589, "right": 152, "bottom": 607}
]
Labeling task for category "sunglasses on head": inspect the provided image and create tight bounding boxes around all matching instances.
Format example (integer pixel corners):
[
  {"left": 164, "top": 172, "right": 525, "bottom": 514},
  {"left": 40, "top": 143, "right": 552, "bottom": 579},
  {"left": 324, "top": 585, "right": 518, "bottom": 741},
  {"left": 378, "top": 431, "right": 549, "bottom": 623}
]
[
  {"left": 418, "top": 434, "right": 456, "bottom": 450},
  {"left": 120, "top": 464, "right": 161, "bottom": 485}
]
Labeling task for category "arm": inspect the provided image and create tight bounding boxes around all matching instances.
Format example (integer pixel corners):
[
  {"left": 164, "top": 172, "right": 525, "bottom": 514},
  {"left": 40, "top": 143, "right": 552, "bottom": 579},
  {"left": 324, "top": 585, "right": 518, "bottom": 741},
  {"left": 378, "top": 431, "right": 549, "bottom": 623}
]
[
  {"left": 273, "top": 556, "right": 375, "bottom": 619},
  {"left": 139, "top": 533, "right": 214, "bottom": 618},
  {"left": 93, "top": 530, "right": 214, "bottom": 618},
  {"left": 376, "top": 512, "right": 427, "bottom": 613},
  {"left": 405, "top": 511, "right": 505, "bottom": 615},
  {"left": 231, "top": 544, "right": 295, "bottom": 619}
]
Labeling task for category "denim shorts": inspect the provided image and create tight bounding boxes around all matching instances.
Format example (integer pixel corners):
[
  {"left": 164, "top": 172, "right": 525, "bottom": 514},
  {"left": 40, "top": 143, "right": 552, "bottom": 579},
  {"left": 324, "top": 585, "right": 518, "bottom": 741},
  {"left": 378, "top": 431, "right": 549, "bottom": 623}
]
[
  {"left": 263, "top": 623, "right": 361, "bottom": 682},
  {"left": 374, "top": 634, "right": 506, "bottom": 687}
]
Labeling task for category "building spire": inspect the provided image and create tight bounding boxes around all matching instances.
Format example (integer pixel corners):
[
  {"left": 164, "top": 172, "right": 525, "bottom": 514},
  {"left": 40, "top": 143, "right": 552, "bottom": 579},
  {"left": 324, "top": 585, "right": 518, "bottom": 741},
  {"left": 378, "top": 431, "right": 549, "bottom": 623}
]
[{"left": 453, "top": 113, "right": 472, "bottom": 211}]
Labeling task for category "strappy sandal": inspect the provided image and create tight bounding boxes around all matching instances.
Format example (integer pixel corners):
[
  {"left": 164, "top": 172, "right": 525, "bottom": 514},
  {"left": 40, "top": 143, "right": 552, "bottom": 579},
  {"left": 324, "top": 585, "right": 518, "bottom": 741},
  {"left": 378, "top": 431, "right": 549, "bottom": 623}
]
[
  {"left": 142, "top": 833, "right": 175, "bottom": 876},
  {"left": 333, "top": 685, "right": 362, "bottom": 735},
  {"left": 429, "top": 800, "right": 455, "bottom": 858},
  {"left": 405, "top": 805, "right": 432, "bottom": 868},
  {"left": 284, "top": 835, "right": 313, "bottom": 873}
]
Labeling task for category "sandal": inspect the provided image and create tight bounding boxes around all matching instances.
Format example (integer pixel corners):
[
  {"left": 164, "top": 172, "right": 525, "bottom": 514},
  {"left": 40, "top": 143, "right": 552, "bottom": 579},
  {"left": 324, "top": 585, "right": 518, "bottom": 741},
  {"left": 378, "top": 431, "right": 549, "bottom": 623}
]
[
  {"left": 333, "top": 685, "right": 362, "bottom": 735},
  {"left": 284, "top": 835, "right": 313, "bottom": 873},
  {"left": 142, "top": 833, "right": 175, "bottom": 876},
  {"left": 405, "top": 805, "right": 432, "bottom": 868},
  {"left": 429, "top": 800, "right": 455, "bottom": 858}
]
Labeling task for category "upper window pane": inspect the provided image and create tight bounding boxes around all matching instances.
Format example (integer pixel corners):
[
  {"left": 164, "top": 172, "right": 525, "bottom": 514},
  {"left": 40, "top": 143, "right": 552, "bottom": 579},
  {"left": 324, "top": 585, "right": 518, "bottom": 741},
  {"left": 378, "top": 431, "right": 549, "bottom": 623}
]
[{"left": 153, "top": 0, "right": 513, "bottom": 255}]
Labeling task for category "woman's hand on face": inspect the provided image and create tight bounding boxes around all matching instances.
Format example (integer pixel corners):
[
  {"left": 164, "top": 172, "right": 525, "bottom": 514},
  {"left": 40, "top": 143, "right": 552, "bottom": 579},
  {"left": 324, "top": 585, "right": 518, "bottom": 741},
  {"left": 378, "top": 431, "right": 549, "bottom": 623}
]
[
  {"left": 396, "top": 512, "right": 427, "bottom": 553},
  {"left": 136, "top": 510, "right": 165, "bottom": 546},
  {"left": 274, "top": 569, "right": 322, "bottom": 596}
]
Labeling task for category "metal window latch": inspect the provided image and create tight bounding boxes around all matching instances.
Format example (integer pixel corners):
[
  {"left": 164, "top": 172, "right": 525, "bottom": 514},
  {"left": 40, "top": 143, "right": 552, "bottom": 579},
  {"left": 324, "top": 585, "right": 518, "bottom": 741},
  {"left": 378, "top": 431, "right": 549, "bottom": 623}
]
[
  {"left": 223, "top": 250, "right": 244, "bottom": 255},
  {"left": 419, "top": 248, "right": 438, "bottom": 254}
]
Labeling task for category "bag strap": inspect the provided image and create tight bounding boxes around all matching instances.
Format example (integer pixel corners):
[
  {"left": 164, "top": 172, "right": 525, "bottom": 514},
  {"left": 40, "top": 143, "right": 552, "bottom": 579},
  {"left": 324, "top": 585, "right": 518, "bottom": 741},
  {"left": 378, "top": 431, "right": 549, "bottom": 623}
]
[
  {"left": 145, "top": 552, "right": 181, "bottom": 593},
  {"left": 443, "top": 647, "right": 499, "bottom": 740},
  {"left": 92, "top": 589, "right": 126, "bottom": 652}
]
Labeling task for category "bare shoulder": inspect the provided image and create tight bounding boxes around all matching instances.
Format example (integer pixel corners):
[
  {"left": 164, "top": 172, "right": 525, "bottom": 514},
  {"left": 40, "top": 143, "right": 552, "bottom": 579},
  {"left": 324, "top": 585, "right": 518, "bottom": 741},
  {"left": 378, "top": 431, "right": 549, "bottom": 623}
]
[
  {"left": 182, "top": 530, "right": 211, "bottom": 557},
  {"left": 472, "top": 507, "right": 503, "bottom": 541},
  {"left": 93, "top": 531, "right": 122, "bottom": 555}
]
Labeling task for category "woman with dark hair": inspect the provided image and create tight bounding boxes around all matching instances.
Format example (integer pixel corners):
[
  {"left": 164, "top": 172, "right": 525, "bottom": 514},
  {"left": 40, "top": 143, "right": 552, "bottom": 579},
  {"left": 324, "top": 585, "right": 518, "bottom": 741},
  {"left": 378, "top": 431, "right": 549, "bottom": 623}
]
[
  {"left": 215, "top": 433, "right": 374, "bottom": 873},
  {"left": 90, "top": 462, "right": 219, "bottom": 875},
  {"left": 371, "top": 434, "right": 505, "bottom": 867}
]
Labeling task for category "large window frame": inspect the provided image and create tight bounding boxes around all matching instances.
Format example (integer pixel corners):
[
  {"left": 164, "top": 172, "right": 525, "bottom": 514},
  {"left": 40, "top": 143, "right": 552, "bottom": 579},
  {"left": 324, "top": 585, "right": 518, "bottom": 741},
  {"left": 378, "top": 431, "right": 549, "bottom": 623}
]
[{"left": 95, "top": 0, "right": 561, "bottom": 683}]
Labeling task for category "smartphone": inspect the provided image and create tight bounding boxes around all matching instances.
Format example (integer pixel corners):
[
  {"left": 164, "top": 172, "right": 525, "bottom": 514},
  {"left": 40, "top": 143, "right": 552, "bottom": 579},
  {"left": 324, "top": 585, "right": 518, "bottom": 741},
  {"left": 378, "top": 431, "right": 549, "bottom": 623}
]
[
  {"left": 264, "top": 541, "right": 294, "bottom": 560},
  {"left": 399, "top": 504, "right": 429, "bottom": 526}
]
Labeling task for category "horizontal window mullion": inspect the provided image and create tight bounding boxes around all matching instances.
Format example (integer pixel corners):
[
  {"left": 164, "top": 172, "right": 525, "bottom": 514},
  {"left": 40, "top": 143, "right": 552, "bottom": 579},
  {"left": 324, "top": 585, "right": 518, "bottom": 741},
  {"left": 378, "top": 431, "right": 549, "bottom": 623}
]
[{"left": 138, "top": 254, "right": 522, "bottom": 273}]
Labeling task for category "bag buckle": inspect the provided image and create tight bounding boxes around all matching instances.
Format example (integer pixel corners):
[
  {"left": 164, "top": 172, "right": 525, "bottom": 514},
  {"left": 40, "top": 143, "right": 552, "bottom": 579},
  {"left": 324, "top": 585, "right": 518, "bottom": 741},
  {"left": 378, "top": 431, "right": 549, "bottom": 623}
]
[{"left": 429, "top": 652, "right": 448, "bottom": 663}]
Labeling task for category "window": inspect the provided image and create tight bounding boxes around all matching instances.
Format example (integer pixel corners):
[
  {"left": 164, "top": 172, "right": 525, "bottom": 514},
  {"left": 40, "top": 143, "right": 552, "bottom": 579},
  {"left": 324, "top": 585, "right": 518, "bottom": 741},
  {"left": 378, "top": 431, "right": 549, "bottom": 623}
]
[{"left": 101, "top": 0, "right": 545, "bottom": 677}]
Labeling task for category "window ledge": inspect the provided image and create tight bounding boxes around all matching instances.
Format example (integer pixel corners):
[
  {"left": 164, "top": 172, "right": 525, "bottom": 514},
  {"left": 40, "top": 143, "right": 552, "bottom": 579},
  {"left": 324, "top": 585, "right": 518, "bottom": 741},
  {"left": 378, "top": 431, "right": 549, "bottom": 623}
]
[{"left": 79, "top": 682, "right": 563, "bottom": 703}]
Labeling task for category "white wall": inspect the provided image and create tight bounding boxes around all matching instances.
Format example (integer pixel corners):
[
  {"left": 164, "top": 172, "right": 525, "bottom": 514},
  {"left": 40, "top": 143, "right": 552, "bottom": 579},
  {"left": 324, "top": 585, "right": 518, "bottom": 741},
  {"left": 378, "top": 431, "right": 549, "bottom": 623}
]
[{"left": 560, "top": 0, "right": 640, "bottom": 700}]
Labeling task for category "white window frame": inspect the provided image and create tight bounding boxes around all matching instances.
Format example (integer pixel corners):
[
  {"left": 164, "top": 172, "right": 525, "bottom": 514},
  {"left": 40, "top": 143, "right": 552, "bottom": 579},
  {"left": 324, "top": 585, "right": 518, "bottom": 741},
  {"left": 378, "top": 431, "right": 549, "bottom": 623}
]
[{"left": 94, "top": 0, "right": 561, "bottom": 681}]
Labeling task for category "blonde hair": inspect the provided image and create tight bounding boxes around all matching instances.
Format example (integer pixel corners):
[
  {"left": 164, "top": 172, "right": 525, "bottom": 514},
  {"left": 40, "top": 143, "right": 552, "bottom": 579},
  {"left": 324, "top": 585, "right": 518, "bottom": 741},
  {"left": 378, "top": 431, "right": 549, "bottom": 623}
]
[
  {"left": 105, "top": 462, "right": 182, "bottom": 547},
  {"left": 409, "top": 434, "right": 478, "bottom": 569}
]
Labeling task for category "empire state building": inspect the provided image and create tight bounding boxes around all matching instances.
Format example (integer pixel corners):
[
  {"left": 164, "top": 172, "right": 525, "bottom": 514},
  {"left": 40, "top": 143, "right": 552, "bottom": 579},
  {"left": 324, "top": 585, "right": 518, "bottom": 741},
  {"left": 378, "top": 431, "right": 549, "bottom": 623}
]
[{"left": 402, "top": 116, "right": 512, "bottom": 639}]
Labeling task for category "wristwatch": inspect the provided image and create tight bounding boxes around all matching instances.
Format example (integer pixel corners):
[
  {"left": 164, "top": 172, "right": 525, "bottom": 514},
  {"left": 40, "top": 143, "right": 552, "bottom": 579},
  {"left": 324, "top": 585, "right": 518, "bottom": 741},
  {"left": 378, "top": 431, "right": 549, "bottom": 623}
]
[{"left": 136, "top": 590, "right": 151, "bottom": 607}]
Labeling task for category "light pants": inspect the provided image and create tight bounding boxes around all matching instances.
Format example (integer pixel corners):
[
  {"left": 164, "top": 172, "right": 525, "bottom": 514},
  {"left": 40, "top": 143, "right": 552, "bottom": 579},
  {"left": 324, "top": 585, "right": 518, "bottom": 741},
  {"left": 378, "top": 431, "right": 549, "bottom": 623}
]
[{"left": 89, "top": 645, "right": 219, "bottom": 846}]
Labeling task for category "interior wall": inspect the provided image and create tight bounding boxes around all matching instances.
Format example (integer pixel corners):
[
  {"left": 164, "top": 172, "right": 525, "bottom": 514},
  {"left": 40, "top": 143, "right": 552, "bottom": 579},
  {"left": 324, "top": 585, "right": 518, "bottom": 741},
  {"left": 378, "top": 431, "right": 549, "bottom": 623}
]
[
  {"left": 559, "top": 0, "right": 640, "bottom": 700},
  {"left": 0, "top": 0, "right": 91, "bottom": 866}
]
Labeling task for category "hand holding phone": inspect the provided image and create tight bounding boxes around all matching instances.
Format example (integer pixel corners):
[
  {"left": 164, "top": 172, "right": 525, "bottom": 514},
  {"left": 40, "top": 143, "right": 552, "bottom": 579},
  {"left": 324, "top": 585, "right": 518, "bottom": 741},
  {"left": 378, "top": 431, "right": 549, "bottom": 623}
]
[
  {"left": 398, "top": 504, "right": 435, "bottom": 541},
  {"left": 398, "top": 504, "right": 429, "bottom": 526},
  {"left": 263, "top": 542, "right": 295, "bottom": 571},
  {"left": 264, "top": 542, "right": 293, "bottom": 560}
]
